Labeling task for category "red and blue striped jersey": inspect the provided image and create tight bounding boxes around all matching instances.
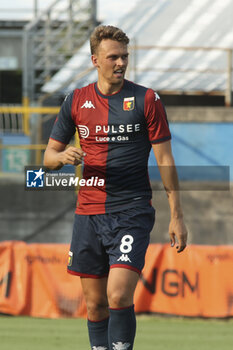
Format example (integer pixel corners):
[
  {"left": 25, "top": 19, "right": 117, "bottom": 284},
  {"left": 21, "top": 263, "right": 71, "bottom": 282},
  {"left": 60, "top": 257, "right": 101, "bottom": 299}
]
[{"left": 50, "top": 79, "right": 171, "bottom": 214}]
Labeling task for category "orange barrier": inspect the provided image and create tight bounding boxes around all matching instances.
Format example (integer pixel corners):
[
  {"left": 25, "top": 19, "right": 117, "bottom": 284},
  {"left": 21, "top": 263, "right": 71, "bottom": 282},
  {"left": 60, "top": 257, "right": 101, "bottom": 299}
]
[
  {"left": 0, "top": 241, "right": 233, "bottom": 318},
  {"left": 136, "top": 244, "right": 233, "bottom": 318},
  {"left": 0, "top": 241, "right": 86, "bottom": 318}
]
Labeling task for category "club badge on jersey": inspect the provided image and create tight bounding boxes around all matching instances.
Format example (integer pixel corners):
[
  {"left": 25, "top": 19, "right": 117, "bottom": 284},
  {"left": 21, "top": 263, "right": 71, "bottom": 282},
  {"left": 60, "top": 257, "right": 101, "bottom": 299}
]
[
  {"left": 123, "top": 97, "right": 135, "bottom": 111},
  {"left": 68, "top": 251, "right": 73, "bottom": 266}
]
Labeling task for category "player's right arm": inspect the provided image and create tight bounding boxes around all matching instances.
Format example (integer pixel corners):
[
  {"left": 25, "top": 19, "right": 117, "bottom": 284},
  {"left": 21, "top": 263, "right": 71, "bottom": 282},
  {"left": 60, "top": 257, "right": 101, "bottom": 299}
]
[
  {"left": 43, "top": 91, "right": 85, "bottom": 170},
  {"left": 44, "top": 139, "right": 85, "bottom": 170}
]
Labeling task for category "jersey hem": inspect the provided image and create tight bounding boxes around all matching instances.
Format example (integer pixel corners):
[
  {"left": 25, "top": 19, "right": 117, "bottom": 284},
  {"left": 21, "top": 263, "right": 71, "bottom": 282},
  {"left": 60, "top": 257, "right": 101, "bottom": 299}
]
[
  {"left": 151, "top": 135, "right": 171, "bottom": 144},
  {"left": 49, "top": 137, "right": 68, "bottom": 145},
  {"left": 75, "top": 199, "right": 152, "bottom": 215}
]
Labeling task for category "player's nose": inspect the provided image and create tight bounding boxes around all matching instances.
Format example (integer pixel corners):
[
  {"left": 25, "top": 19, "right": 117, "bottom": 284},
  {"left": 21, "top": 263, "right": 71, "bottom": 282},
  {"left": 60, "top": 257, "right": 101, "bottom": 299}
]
[{"left": 116, "top": 57, "right": 126, "bottom": 67}]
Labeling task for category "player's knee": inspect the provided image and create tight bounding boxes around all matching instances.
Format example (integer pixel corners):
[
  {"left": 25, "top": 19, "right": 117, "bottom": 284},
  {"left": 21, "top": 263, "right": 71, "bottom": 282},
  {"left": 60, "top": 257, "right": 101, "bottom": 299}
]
[
  {"left": 86, "top": 298, "right": 109, "bottom": 319},
  {"left": 108, "top": 290, "right": 132, "bottom": 308}
]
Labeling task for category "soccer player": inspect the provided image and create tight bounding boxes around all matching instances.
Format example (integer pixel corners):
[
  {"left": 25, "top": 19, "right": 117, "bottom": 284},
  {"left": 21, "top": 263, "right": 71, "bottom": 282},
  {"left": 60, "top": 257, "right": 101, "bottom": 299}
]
[{"left": 44, "top": 25, "right": 188, "bottom": 350}]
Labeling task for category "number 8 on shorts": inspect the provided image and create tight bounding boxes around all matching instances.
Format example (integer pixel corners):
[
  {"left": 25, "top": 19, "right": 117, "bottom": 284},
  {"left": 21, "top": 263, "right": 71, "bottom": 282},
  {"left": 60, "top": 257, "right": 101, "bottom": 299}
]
[{"left": 120, "top": 235, "right": 134, "bottom": 254}]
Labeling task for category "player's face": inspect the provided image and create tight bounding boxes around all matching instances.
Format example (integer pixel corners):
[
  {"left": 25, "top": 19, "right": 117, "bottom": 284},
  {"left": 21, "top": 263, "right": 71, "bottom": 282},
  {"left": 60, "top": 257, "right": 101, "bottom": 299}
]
[{"left": 92, "top": 39, "right": 129, "bottom": 91}]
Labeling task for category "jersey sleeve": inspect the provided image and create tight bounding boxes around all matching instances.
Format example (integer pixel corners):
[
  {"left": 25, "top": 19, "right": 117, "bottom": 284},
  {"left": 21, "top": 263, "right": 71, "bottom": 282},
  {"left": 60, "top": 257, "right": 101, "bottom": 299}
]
[
  {"left": 49, "top": 92, "right": 76, "bottom": 144},
  {"left": 144, "top": 89, "right": 171, "bottom": 144}
]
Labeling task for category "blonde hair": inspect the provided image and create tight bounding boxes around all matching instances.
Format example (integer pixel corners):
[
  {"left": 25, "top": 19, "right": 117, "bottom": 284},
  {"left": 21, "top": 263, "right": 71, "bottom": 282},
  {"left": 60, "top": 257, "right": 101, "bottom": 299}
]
[{"left": 90, "top": 25, "right": 129, "bottom": 54}]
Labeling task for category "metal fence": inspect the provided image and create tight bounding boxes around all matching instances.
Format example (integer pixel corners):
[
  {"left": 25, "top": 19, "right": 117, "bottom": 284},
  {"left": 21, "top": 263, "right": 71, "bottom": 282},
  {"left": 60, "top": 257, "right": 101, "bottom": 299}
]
[
  {"left": 0, "top": 104, "right": 60, "bottom": 170},
  {"left": 0, "top": 105, "right": 23, "bottom": 133},
  {"left": 0, "top": 104, "right": 60, "bottom": 135}
]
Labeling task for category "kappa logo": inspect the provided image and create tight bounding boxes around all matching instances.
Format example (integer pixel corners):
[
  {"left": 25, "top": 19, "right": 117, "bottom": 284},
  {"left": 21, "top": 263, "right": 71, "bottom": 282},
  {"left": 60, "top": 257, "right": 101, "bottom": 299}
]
[
  {"left": 154, "top": 92, "right": 160, "bottom": 101},
  {"left": 78, "top": 125, "right": 89, "bottom": 138},
  {"left": 112, "top": 342, "right": 131, "bottom": 350},
  {"left": 64, "top": 93, "right": 70, "bottom": 102},
  {"left": 117, "top": 254, "right": 132, "bottom": 263},
  {"left": 123, "top": 97, "right": 135, "bottom": 111},
  {"left": 92, "top": 347, "right": 107, "bottom": 350},
  {"left": 81, "top": 100, "right": 95, "bottom": 109}
]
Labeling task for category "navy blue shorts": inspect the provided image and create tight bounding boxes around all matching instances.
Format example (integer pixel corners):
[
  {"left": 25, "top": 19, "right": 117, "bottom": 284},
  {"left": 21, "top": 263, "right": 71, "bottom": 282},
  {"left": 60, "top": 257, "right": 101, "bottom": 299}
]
[{"left": 67, "top": 205, "right": 155, "bottom": 277}]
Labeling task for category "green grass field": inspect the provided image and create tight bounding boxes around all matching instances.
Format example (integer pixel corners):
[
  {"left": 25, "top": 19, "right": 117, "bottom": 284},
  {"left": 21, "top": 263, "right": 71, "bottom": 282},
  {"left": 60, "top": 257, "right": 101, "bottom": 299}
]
[{"left": 0, "top": 315, "right": 233, "bottom": 350}]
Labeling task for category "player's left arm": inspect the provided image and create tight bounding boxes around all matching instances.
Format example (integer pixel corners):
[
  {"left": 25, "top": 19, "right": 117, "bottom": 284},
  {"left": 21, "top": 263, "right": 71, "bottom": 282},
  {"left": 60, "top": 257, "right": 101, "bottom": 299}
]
[{"left": 152, "top": 140, "right": 188, "bottom": 253}]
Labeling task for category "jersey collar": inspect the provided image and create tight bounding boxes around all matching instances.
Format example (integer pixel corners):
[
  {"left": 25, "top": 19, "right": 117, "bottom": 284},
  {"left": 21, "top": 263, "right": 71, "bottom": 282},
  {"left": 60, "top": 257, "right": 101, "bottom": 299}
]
[{"left": 94, "top": 80, "right": 126, "bottom": 99}]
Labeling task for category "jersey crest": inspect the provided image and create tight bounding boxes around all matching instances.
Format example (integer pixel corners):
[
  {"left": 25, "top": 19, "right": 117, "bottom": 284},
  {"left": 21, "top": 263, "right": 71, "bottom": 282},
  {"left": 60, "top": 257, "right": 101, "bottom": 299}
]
[{"left": 123, "top": 97, "right": 135, "bottom": 111}]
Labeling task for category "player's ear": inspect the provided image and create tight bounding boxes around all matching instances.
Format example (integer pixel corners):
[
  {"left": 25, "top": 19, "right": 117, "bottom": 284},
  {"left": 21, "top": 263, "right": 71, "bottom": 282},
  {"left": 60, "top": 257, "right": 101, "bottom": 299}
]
[{"left": 91, "top": 54, "right": 99, "bottom": 68}]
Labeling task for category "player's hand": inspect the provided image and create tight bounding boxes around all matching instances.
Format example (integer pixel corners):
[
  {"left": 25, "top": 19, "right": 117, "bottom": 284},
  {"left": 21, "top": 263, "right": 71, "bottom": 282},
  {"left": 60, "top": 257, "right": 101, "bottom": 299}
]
[
  {"left": 169, "top": 217, "right": 188, "bottom": 253},
  {"left": 60, "top": 146, "right": 86, "bottom": 166}
]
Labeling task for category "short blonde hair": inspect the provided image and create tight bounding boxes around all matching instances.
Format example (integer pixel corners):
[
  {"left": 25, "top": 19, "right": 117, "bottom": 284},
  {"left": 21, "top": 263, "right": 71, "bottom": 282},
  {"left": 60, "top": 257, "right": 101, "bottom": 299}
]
[{"left": 90, "top": 25, "right": 129, "bottom": 54}]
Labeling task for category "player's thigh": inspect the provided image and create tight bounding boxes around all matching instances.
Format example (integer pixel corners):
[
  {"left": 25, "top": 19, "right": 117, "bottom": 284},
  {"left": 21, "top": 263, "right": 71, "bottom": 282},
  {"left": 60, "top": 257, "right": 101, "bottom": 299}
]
[
  {"left": 81, "top": 276, "right": 108, "bottom": 300},
  {"left": 107, "top": 268, "right": 139, "bottom": 308}
]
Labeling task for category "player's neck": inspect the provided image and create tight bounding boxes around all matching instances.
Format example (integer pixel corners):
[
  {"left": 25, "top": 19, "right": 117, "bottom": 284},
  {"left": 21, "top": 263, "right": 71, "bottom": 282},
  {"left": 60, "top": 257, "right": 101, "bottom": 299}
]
[{"left": 97, "top": 80, "right": 124, "bottom": 96}]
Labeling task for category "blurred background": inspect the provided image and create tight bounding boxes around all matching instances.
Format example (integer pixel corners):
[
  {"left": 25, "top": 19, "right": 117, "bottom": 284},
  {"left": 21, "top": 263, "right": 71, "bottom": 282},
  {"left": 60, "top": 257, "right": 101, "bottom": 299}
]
[{"left": 0, "top": 0, "right": 232, "bottom": 246}]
